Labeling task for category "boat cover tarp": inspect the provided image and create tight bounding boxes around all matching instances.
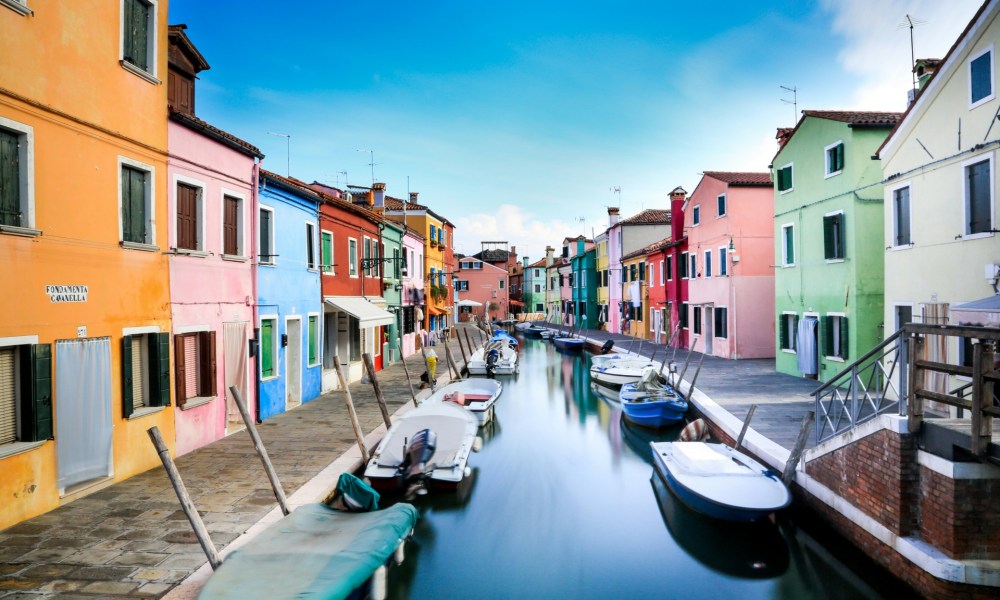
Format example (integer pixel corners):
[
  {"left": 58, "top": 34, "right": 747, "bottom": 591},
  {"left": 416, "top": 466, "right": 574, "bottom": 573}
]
[{"left": 199, "top": 502, "right": 418, "bottom": 600}]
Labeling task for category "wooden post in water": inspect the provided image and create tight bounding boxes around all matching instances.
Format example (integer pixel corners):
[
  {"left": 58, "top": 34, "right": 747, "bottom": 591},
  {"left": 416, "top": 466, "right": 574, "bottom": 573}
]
[
  {"left": 147, "top": 426, "right": 223, "bottom": 570},
  {"left": 456, "top": 329, "right": 470, "bottom": 375},
  {"left": 333, "top": 356, "right": 369, "bottom": 463},
  {"left": 399, "top": 354, "right": 419, "bottom": 407},
  {"left": 362, "top": 353, "right": 392, "bottom": 430},
  {"left": 685, "top": 352, "right": 706, "bottom": 403},
  {"left": 734, "top": 404, "right": 758, "bottom": 452},
  {"left": 443, "top": 341, "right": 462, "bottom": 381},
  {"left": 675, "top": 339, "right": 698, "bottom": 389},
  {"left": 229, "top": 386, "right": 290, "bottom": 516},
  {"left": 783, "top": 411, "right": 815, "bottom": 485},
  {"left": 464, "top": 329, "right": 476, "bottom": 354}
]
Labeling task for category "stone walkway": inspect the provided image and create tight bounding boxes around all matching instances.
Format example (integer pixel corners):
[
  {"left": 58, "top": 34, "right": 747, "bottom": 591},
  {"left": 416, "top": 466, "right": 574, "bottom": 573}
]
[{"left": 0, "top": 329, "right": 477, "bottom": 599}]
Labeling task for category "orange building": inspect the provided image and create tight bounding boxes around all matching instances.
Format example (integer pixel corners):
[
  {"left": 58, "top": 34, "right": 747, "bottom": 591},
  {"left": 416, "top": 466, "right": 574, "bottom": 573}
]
[{"left": 0, "top": 0, "right": 174, "bottom": 529}]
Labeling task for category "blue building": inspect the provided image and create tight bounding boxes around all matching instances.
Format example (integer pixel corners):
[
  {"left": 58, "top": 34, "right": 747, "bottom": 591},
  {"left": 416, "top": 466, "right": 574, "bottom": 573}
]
[{"left": 256, "top": 170, "right": 323, "bottom": 419}]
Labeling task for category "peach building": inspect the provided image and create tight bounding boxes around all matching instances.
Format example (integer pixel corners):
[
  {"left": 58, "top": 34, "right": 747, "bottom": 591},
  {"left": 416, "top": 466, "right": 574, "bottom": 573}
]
[{"left": 456, "top": 257, "right": 509, "bottom": 322}]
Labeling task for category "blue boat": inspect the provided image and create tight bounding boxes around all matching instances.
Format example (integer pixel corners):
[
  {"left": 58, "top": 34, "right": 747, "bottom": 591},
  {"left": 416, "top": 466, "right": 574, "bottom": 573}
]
[
  {"left": 651, "top": 441, "right": 792, "bottom": 522},
  {"left": 619, "top": 369, "right": 688, "bottom": 428},
  {"left": 553, "top": 336, "right": 585, "bottom": 352},
  {"left": 523, "top": 325, "right": 545, "bottom": 337},
  {"left": 491, "top": 330, "right": 519, "bottom": 347}
]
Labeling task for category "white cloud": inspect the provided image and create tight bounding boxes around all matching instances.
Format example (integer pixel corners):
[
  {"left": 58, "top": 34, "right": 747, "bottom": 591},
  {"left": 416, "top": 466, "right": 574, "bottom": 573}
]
[
  {"left": 822, "top": 0, "right": 982, "bottom": 110},
  {"left": 453, "top": 204, "right": 589, "bottom": 264}
]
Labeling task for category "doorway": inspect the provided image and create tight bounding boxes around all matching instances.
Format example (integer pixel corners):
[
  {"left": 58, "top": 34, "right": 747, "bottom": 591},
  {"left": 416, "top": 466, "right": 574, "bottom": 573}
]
[
  {"left": 224, "top": 322, "right": 249, "bottom": 433},
  {"left": 703, "top": 306, "right": 714, "bottom": 355},
  {"left": 797, "top": 315, "right": 819, "bottom": 379},
  {"left": 285, "top": 317, "right": 302, "bottom": 409},
  {"left": 56, "top": 338, "right": 113, "bottom": 494}
]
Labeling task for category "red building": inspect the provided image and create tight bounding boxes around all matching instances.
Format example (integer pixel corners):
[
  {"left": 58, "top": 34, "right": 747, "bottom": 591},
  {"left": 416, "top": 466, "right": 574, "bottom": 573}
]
[
  {"left": 307, "top": 181, "right": 394, "bottom": 390},
  {"left": 655, "top": 186, "right": 688, "bottom": 349}
]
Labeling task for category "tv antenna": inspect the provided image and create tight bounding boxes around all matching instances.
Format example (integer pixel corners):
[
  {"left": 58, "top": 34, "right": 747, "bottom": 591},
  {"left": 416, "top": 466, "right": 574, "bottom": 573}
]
[
  {"left": 356, "top": 149, "right": 377, "bottom": 185},
  {"left": 898, "top": 14, "right": 927, "bottom": 93},
  {"left": 779, "top": 86, "right": 798, "bottom": 125},
  {"left": 331, "top": 171, "right": 347, "bottom": 187},
  {"left": 610, "top": 186, "right": 621, "bottom": 207}
]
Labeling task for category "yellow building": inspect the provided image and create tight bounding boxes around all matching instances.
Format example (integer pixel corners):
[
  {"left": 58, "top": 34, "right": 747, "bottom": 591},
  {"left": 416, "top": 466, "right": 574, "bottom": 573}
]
[
  {"left": 620, "top": 251, "right": 648, "bottom": 339},
  {"left": 595, "top": 232, "right": 609, "bottom": 330},
  {"left": 0, "top": 0, "right": 174, "bottom": 529}
]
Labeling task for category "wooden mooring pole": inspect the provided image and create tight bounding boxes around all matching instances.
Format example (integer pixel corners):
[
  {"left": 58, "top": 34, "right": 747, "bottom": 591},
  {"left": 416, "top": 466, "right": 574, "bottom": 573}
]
[
  {"left": 399, "top": 354, "right": 419, "bottom": 407},
  {"left": 333, "top": 356, "right": 369, "bottom": 463},
  {"left": 734, "top": 404, "right": 758, "bottom": 452},
  {"left": 443, "top": 340, "right": 462, "bottom": 381},
  {"left": 463, "top": 329, "right": 476, "bottom": 354},
  {"left": 147, "top": 426, "right": 223, "bottom": 570},
  {"left": 229, "top": 386, "right": 290, "bottom": 516},
  {"left": 783, "top": 411, "right": 815, "bottom": 485},
  {"left": 362, "top": 353, "right": 393, "bottom": 429},
  {"left": 685, "top": 352, "right": 706, "bottom": 403}
]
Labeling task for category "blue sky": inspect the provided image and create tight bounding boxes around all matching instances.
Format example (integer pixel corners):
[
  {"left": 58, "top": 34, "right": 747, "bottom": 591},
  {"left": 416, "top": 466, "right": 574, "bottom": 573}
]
[{"left": 169, "top": 0, "right": 981, "bottom": 262}]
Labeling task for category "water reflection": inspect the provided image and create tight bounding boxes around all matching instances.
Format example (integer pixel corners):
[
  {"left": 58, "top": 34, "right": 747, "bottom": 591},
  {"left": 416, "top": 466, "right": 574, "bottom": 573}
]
[{"left": 384, "top": 335, "right": 898, "bottom": 599}]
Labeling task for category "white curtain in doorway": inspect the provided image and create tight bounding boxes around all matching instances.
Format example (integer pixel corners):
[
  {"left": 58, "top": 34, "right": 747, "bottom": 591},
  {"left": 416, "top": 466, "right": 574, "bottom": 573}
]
[
  {"left": 796, "top": 318, "right": 818, "bottom": 375},
  {"left": 56, "top": 337, "right": 112, "bottom": 491},
  {"left": 224, "top": 322, "right": 249, "bottom": 422}
]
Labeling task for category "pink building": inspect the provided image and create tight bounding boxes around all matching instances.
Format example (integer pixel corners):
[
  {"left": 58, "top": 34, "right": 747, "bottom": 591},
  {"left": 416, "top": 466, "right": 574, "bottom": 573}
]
[
  {"left": 166, "top": 27, "right": 263, "bottom": 454},
  {"left": 401, "top": 227, "right": 425, "bottom": 357},
  {"left": 456, "top": 257, "right": 509, "bottom": 322},
  {"left": 684, "top": 172, "right": 774, "bottom": 359}
]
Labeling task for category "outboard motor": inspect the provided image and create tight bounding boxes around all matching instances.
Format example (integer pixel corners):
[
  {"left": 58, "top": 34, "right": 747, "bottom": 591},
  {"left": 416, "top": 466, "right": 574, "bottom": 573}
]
[
  {"left": 485, "top": 349, "right": 500, "bottom": 379},
  {"left": 398, "top": 428, "right": 438, "bottom": 493},
  {"left": 600, "top": 339, "right": 615, "bottom": 354}
]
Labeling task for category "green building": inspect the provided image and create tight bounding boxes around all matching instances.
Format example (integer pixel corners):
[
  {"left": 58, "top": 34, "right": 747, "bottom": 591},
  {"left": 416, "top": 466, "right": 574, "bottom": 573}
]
[
  {"left": 571, "top": 247, "right": 598, "bottom": 329},
  {"left": 522, "top": 257, "right": 548, "bottom": 316},
  {"left": 772, "top": 110, "right": 900, "bottom": 381},
  {"left": 381, "top": 220, "right": 405, "bottom": 362}
]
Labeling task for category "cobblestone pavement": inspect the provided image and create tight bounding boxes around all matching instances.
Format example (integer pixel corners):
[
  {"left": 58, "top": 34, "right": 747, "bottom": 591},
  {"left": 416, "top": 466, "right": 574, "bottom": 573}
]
[
  {"left": 538, "top": 322, "right": 820, "bottom": 450},
  {"left": 0, "top": 328, "right": 478, "bottom": 599}
]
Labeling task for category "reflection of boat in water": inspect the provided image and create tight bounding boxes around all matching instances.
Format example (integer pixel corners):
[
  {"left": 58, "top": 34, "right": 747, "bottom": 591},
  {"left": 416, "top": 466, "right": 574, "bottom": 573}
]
[
  {"left": 650, "top": 474, "right": 789, "bottom": 579},
  {"left": 620, "top": 416, "right": 682, "bottom": 464},
  {"left": 590, "top": 382, "right": 620, "bottom": 404}
]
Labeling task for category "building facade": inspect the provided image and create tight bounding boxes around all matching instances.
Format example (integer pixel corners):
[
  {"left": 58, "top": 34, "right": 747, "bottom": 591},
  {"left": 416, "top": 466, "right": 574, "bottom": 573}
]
[
  {"left": 571, "top": 247, "right": 598, "bottom": 328},
  {"left": 400, "top": 227, "right": 425, "bottom": 357},
  {"left": 456, "top": 257, "right": 509, "bottom": 322},
  {"left": 523, "top": 257, "right": 547, "bottom": 317},
  {"left": 595, "top": 232, "right": 610, "bottom": 330},
  {"left": 606, "top": 208, "right": 671, "bottom": 334}
]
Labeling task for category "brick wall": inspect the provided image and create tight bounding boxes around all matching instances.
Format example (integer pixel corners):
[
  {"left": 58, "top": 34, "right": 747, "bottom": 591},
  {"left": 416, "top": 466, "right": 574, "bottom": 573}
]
[
  {"left": 919, "top": 466, "right": 1000, "bottom": 559},
  {"left": 805, "top": 429, "right": 919, "bottom": 536}
]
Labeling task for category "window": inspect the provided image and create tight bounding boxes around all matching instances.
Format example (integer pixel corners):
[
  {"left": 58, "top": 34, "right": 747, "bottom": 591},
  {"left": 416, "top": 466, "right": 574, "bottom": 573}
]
[
  {"left": 259, "top": 206, "right": 274, "bottom": 264},
  {"left": 535, "top": 303, "right": 543, "bottom": 312},
  {"left": 121, "top": 0, "right": 158, "bottom": 80},
  {"left": 120, "top": 158, "right": 155, "bottom": 247},
  {"left": 363, "top": 237, "right": 371, "bottom": 276},
  {"left": 666, "top": 256, "right": 673, "bottom": 281},
  {"left": 348, "top": 238, "right": 358, "bottom": 277},
  {"left": 895, "top": 304, "right": 913, "bottom": 332},
  {"left": 779, "top": 313, "right": 798, "bottom": 352},
  {"left": 321, "top": 231, "right": 333, "bottom": 274},
  {"left": 402, "top": 307, "right": 415, "bottom": 335},
  {"left": 781, "top": 223, "right": 795, "bottom": 266},
  {"left": 307, "top": 315, "right": 319, "bottom": 367},
  {"left": 639, "top": 261, "right": 646, "bottom": 281},
  {"left": 456, "top": 280, "right": 468, "bottom": 291},
  {"left": 259, "top": 318, "right": 277, "bottom": 379},
  {"left": 679, "top": 252, "right": 688, "bottom": 279},
  {"left": 704, "top": 250, "right": 712, "bottom": 278},
  {"left": 717, "top": 194, "right": 727, "bottom": 217},
  {"left": 825, "top": 141, "right": 844, "bottom": 177},
  {"left": 305, "top": 223, "right": 317, "bottom": 270},
  {"left": 719, "top": 247, "right": 727, "bottom": 276},
  {"left": 823, "top": 315, "right": 848, "bottom": 360},
  {"left": 692, "top": 205, "right": 701, "bottom": 226},
  {"left": 534, "top": 284, "right": 541, "bottom": 293},
  {"left": 121, "top": 332, "right": 170, "bottom": 417},
  {"left": 429, "top": 224, "right": 436, "bottom": 244},
  {"left": 823, "top": 211, "right": 845, "bottom": 260},
  {"left": 392, "top": 248, "right": 401, "bottom": 279},
  {"left": 499, "top": 279, "right": 505, "bottom": 289},
  {"left": 222, "top": 193, "right": 243, "bottom": 256},
  {"left": 892, "top": 185, "right": 911, "bottom": 246},
  {"left": 970, "top": 45, "right": 994, "bottom": 107},
  {"left": 172, "top": 331, "right": 214, "bottom": 408},
  {"left": 659, "top": 260, "right": 665, "bottom": 285},
  {"left": 0, "top": 117, "right": 35, "bottom": 233},
  {"left": 964, "top": 155, "right": 993, "bottom": 236},
  {"left": 714, "top": 307, "right": 728, "bottom": 339},
  {"left": 777, "top": 163, "right": 793, "bottom": 193},
  {"left": 690, "top": 253, "right": 697, "bottom": 278},
  {"left": 647, "top": 263, "right": 653, "bottom": 285},
  {"left": 693, "top": 306, "right": 702, "bottom": 335},
  {"left": 650, "top": 308, "right": 656, "bottom": 333},
  {"left": 372, "top": 241, "right": 380, "bottom": 277},
  {"left": 175, "top": 179, "right": 204, "bottom": 251},
  {"left": 439, "top": 228, "right": 446, "bottom": 247},
  {"left": 0, "top": 341, "right": 52, "bottom": 448}
]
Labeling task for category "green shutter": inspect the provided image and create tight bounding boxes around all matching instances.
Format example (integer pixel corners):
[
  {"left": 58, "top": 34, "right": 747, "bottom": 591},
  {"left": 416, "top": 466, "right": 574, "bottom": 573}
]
[
  {"left": 784, "top": 227, "right": 794, "bottom": 264},
  {"left": 0, "top": 129, "right": 20, "bottom": 227},
  {"left": 836, "top": 143, "right": 844, "bottom": 172},
  {"left": 308, "top": 317, "right": 317, "bottom": 364},
  {"left": 823, "top": 216, "right": 834, "bottom": 259},
  {"left": 19, "top": 344, "right": 52, "bottom": 442},
  {"left": 822, "top": 317, "right": 833, "bottom": 357},
  {"left": 780, "top": 315, "right": 789, "bottom": 349},
  {"left": 125, "top": 0, "right": 149, "bottom": 71},
  {"left": 261, "top": 320, "right": 274, "bottom": 377},
  {"left": 840, "top": 317, "right": 849, "bottom": 359},
  {"left": 321, "top": 233, "right": 332, "bottom": 273},
  {"left": 121, "top": 335, "right": 134, "bottom": 417},
  {"left": 122, "top": 166, "right": 146, "bottom": 243},
  {"left": 149, "top": 332, "right": 170, "bottom": 407}
]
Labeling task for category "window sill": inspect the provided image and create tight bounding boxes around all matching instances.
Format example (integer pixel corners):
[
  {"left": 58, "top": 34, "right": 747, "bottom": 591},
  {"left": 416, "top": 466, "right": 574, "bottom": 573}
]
[
  {"left": 0, "top": 440, "right": 46, "bottom": 460},
  {"left": 824, "top": 170, "right": 843, "bottom": 180},
  {"left": 0, "top": 0, "right": 32, "bottom": 16},
  {"left": 259, "top": 261, "right": 276, "bottom": 267},
  {"left": 825, "top": 258, "right": 846, "bottom": 264},
  {"left": 825, "top": 356, "right": 846, "bottom": 363},
  {"left": 779, "top": 189, "right": 794, "bottom": 195},
  {"left": 781, "top": 263, "right": 796, "bottom": 269},
  {"left": 222, "top": 254, "right": 249, "bottom": 262},
  {"left": 0, "top": 224, "right": 42, "bottom": 238},
  {"left": 175, "top": 249, "right": 209, "bottom": 258},
  {"left": 120, "top": 60, "right": 160, "bottom": 85},
  {"left": 961, "top": 231, "right": 995, "bottom": 241},
  {"left": 127, "top": 405, "right": 165, "bottom": 420},
  {"left": 889, "top": 243, "right": 914, "bottom": 252},
  {"left": 781, "top": 349, "right": 797, "bottom": 355},
  {"left": 121, "top": 241, "right": 160, "bottom": 252},
  {"left": 180, "top": 396, "right": 213, "bottom": 410}
]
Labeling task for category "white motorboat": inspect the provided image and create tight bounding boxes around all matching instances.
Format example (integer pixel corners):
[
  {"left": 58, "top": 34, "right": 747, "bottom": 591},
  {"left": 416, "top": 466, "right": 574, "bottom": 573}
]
[
  {"left": 589, "top": 356, "right": 656, "bottom": 388},
  {"left": 589, "top": 353, "right": 628, "bottom": 368},
  {"left": 467, "top": 340, "right": 518, "bottom": 376},
  {"left": 364, "top": 402, "right": 479, "bottom": 492},
  {"left": 651, "top": 441, "right": 792, "bottom": 522},
  {"left": 422, "top": 379, "right": 503, "bottom": 426}
]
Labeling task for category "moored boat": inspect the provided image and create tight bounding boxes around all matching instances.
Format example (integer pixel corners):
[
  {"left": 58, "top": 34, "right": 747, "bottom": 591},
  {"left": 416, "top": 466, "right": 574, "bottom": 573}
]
[
  {"left": 651, "top": 441, "right": 791, "bottom": 522},
  {"left": 467, "top": 340, "right": 519, "bottom": 376},
  {"left": 523, "top": 325, "right": 546, "bottom": 337},
  {"left": 364, "top": 402, "right": 479, "bottom": 492},
  {"left": 553, "top": 336, "right": 585, "bottom": 351},
  {"left": 619, "top": 368, "right": 688, "bottom": 428},
  {"left": 421, "top": 379, "right": 503, "bottom": 426},
  {"left": 589, "top": 356, "right": 656, "bottom": 388},
  {"left": 491, "top": 330, "right": 519, "bottom": 348}
]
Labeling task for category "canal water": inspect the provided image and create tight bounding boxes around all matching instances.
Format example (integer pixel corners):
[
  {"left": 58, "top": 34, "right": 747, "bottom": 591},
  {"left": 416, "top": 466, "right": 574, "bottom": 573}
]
[{"left": 387, "top": 336, "right": 901, "bottom": 599}]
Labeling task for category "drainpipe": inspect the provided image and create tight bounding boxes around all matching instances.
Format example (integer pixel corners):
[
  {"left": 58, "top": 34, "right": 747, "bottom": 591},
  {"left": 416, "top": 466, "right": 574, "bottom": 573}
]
[{"left": 251, "top": 160, "right": 262, "bottom": 423}]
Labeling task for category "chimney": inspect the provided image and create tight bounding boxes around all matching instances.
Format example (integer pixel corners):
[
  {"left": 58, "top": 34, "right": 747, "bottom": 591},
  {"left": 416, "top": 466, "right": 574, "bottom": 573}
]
[
  {"left": 911, "top": 58, "right": 942, "bottom": 105},
  {"left": 372, "top": 182, "right": 386, "bottom": 208},
  {"left": 545, "top": 246, "right": 554, "bottom": 268},
  {"left": 608, "top": 206, "right": 620, "bottom": 226},
  {"left": 669, "top": 186, "right": 687, "bottom": 242},
  {"left": 775, "top": 127, "right": 793, "bottom": 149},
  {"left": 409, "top": 192, "right": 419, "bottom": 204},
  {"left": 523, "top": 256, "right": 529, "bottom": 268}
]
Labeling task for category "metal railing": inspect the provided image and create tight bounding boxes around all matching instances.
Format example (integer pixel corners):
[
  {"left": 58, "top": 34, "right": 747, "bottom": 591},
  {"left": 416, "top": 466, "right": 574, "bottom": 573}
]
[{"left": 812, "top": 329, "right": 906, "bottom": 443}]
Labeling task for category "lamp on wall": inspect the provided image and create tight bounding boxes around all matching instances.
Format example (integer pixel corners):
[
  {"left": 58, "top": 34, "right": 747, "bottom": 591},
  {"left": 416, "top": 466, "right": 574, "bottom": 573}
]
[{"left": 728, "top": 238, "right": 735, "bottom": 252}]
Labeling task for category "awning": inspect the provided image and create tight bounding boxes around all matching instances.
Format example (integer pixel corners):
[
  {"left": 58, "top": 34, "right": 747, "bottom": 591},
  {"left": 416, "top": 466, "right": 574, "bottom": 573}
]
[
  {"left": 951, "top": 294, "right": 1000, "bottom": 327},
  {"left": 365, "top": 296, "right": 387, "bottom": 307},
  {"left": 324, "top": 296, "right": 394, "bottom": 327},
  {"left": 456, "top": 299, "right": 483, "bottom": 307},
  {"left": 509, "top": 300, "right": 524, "bottom": 307},
  {"left": 427, "top": 305, "right": 452, "bottom": 316}
]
